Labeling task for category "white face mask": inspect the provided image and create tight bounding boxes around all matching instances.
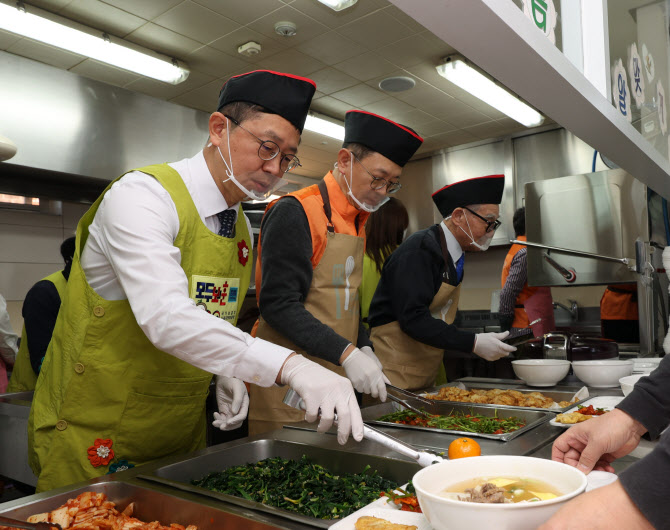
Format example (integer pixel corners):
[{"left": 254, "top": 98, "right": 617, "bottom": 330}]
[
  {"left": 342, "top": 153, "right": 389, "bottom": 213},
  {"left": 460, "top": 212, "right": 494, "bottom": 251},
  {"left": 216, "top": 117, "right": 288, "bottom": 201}
]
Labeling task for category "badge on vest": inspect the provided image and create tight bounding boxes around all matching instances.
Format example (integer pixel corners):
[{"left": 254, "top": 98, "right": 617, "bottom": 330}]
[{"left": 190, "top": 275, "right": 240, "bottom": 323}]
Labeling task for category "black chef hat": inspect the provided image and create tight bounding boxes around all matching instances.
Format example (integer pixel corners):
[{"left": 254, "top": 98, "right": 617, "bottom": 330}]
[
  {"left": 432, "top": 174, "right": 505, "bottom": 218},
  {"left": 343, "top": 110, "right": 423, "bottom": 167},
  {"left": 217, "top": 70, "right": 316, "bottom": 132}
]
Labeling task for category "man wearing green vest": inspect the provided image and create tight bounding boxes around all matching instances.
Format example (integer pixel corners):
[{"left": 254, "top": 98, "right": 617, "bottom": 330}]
[
  {"left": 28, "top": 70, "right": 364, "bottom": 492},
  {"left": 8, "top": 237, "right": 75, "bottom": 393}
]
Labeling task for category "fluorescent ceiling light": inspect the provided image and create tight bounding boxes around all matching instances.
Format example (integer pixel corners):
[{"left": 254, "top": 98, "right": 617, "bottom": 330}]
[
  {"left": 304, "top": 114, "right": 345, "bottom": 140},
  {"left": 436, "top": 56, "right": 544, "bottom": 128},
  {"left": 0, "top": 3, "right": 189, "bottom": 84},
  {"left": 317, "top": 0, "right": 358, "bottom": 12}
]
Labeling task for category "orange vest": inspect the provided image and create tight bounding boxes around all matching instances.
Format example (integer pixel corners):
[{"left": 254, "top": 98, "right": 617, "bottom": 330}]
[
  {"left": 253, "top": 171, "right": 369, "bottom": 320},
  {"left": 501, "top": 235, "right": 537, "bottom": 328},
  {"left": 600, "top": 283, "right": 638, "bottom": 320}
]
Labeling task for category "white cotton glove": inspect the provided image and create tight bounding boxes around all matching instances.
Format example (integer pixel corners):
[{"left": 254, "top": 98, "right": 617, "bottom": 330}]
[
  {"left": 473, "top": 331, "right": 517, "bottom": 361},
  {"left": 212, "top": 375, "right": 249, "bottom": 431},
  {"left": 280, "top": 354, "right": 364, "bottom": 445},
  {"left": 342, "top": 347, "right": 389, "bottom": 402}
]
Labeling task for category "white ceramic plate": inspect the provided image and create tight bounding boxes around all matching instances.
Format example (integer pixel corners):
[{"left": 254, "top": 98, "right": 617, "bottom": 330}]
[
  {"left": 549, "top": 396, "right": 623, "bottom": 428},
  {"left": 329, "top": 495, "right": 431, "bottom": 530}
]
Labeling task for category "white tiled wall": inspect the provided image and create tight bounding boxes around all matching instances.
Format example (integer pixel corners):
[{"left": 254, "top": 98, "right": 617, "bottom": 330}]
[{"left": 0, "top": 201, "right": 90, "bottom": 334}]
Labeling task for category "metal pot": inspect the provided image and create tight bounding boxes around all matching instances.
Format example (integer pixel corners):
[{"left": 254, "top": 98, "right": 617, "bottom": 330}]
[{"left": 516, "top": 332, "right": 619, "bottom": 362}]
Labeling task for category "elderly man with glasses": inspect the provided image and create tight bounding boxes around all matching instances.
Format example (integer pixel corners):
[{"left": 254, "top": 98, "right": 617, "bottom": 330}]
[
  {"left": 367, "top": 175, "right": 516, "bottom": 390},
  {"left": 28, "top": 70, "right": 367, "bottom": 493},
  {"left": 248, "top": 110, "right": 423, "bottom": 434}
]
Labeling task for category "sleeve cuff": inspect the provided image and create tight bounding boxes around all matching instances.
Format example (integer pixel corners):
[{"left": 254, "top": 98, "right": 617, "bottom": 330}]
[
  {"left": 232, "top": 337, "right": 293, "bottom": 387},
  {"left": 619, "top": 430, "right": 670, "bottom": 528}
]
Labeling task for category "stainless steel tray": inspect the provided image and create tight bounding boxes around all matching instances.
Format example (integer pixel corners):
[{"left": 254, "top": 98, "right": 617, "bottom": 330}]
[
  {"left": 0, "top": 480, "right": 276, "bottom": 529},
  {"left": 421, "top": 382, "right": 589, "bottom": 413},
  {"left": 363, "top": 402, "right": 552, "bottom": 441},
  {"left": 138, "top": 438, "right": 420, "bottom": 528}
]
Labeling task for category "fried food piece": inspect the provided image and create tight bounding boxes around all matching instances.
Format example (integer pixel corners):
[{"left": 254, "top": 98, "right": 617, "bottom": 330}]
[
  {"left": 491, "top": 393, "right": 517, "bottom": 406},
  {"left": 355, "top": 516, "right": 418, "bottom": 530},
  {"left": 425, "top": 387, "right": 568, "bottom": 409},
  {"left": 556, "top": 412, "right": 592, "bottom": 424}
]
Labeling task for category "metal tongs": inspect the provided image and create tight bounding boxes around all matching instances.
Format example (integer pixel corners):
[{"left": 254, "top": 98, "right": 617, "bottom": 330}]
[
  {"left": 0, "top": 515, "right": 62, "bottom": 530},
  {"left": 385, "top": 384, "right": 436, "bottom": 418},
  {"left": 282, "top": 389, "right": 444, "bottom": 467}
]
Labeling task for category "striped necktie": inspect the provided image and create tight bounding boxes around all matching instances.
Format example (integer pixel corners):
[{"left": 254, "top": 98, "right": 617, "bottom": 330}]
[
  {"left": 217, "top": 209, "right": 236, "bottom": 238},
  {"left": 456, "top": 254, "right": 465, "bottom": 283}
]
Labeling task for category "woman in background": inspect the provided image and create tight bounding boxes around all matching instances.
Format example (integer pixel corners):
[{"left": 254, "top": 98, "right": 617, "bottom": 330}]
[{"left": 360, "top": 197, "right": 409, "bottom": 329}]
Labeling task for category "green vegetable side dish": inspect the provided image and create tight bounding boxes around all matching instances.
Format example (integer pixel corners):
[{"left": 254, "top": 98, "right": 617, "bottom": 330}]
[
  {"left": 192, "top": 455, "right": 399, "bottom": 520},
  {"left": 376, "top": 409, "right": 526, "bottom": 434}
]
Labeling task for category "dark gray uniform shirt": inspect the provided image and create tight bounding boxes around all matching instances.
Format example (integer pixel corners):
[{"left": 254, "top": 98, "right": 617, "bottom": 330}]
[
  {"left": 258, "top": 197, "right": 372, "bottom": 366},
  {"left": 617, "top": 356, "right": 670, "bottom": 528},
  {"left": 368, "top": 224, "right": 475, "bottom": 353}
]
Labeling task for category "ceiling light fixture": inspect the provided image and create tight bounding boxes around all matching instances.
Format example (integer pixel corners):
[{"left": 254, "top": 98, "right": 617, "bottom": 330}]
[
  {"left": 436, "top": 56, "right": 544, "bottom": 127},
  {"left": 304, "top": 113, "right": 345, "bottom": 140},
  {"left": 316, "top": 0, "right": 359, "bottom": 12},
  {"left": 0, "top": 2, "right": 189, "bottom": 84}
]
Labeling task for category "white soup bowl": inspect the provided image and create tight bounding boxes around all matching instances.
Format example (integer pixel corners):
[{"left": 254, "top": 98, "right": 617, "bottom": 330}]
[{"left": 412, "top": 455, "right": 587, "bottom": 530}]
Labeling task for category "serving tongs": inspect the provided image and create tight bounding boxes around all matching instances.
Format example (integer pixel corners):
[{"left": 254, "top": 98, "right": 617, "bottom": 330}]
[
  {"left": 282, "top": 389, "right": 444, "bottom": 467},
  {"left": 0, "top": 515, "right": 62, "bottom": 530},
  {"left": 385, "top": 383, "right": 442, "bottom": 418}
]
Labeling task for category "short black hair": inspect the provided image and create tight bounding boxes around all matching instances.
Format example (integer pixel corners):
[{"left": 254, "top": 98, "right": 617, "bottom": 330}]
[
  {"left": 219, "top": 101, "right": 274, "bottom": 125},
  {"left": 342, "top": 142, "right": 375, "bottom": 161},
  {"left": 61, "top": 236, "right": 76, "bottom": 263},
  {"left": 513, "top": 207, "right": 526, "bottom": 237}
]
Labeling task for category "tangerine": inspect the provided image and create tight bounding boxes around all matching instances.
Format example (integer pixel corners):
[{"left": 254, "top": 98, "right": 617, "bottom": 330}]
[{"left": 448, "top": 437, "right": 481, "bottom": 459}]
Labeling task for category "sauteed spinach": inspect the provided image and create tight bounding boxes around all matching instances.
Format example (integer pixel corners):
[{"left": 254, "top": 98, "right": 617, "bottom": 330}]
[{"left": 192, "top": 455, "right": 399, "bottom": 520}]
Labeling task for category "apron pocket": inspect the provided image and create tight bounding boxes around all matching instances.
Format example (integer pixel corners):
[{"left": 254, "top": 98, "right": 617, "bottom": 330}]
[{"left": 115, "top": 377, "right": 210, "bottom": 463}]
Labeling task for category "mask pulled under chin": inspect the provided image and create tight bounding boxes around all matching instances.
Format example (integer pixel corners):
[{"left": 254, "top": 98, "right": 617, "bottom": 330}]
[
  {"left": 343, "top": 155, "right": 388, "bottom": 213},
  {"left": 216, "top": 118, "right": 287, "bottom": 201},
  {"left": 460, "top": 215, "right": 493, "bottom": 251}
]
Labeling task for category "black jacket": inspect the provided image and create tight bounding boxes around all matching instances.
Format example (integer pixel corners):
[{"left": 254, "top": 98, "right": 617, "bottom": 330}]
[{"left": 368, "top": 224, "right": 475, "bottom": 353}]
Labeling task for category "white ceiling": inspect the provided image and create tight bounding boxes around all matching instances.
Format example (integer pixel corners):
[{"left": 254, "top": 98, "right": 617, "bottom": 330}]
[{"left": 0, "top": 0, "right": 551, "bottom": 180}]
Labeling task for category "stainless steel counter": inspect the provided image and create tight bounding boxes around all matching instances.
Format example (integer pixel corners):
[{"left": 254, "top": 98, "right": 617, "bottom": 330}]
[
  {"left": 0, "top": 377, "right": 656, "bottom": 529},
  {"left": 0, "top": 391, "right": 36, "bottom": 486}
]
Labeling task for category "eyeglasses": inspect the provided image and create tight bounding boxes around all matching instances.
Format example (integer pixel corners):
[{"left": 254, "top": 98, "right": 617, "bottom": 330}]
[
  {"left": 352, "top": 153, "right": 401, "bottom": 194},
  {"left": 224, "top": 115, "right": 301, "bottom": 173},
  {"left": 462, "top": 206, "right": 501, "bottom": 233}
]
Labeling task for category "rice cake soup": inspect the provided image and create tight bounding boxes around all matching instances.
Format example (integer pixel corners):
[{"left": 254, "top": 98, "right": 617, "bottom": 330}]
[{"left": 442, "top": 477, "right": 563, "bottom": 504}]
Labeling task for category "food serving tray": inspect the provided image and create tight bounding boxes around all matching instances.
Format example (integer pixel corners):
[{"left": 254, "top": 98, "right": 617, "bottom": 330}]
[
  {"left": 0, "top": 480, "right": 276, "bottom": 529},
  {"left": 138, "top": 438, "right": 420, "bottom": 528},
  {"left": 362, "top": 401, "right": 553, "bottom": 442},
  {"left": 420, "top": 382, "right": 590, "bottom": 413}
]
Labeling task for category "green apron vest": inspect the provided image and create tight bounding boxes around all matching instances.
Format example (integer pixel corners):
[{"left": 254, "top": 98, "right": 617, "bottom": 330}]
[
  {"left": 28, "top": 164, "right": 251, "bottom": 492},
  {"left": 7, "top": 271, "right": 67, "bottom": 393}
]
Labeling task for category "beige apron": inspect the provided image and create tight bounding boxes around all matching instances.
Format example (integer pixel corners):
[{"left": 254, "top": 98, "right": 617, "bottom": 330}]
[
  {"left": 249, "top": 181, "right": 364, "bottom": 435},
  {"left": 371, "top": 228, "right": 461, "bottom": 390}
]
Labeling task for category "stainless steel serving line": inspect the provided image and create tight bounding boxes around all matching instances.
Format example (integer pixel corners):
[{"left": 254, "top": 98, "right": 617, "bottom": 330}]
[{"left": 0, "top": 377, "right": 649, "bottom": 530}]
